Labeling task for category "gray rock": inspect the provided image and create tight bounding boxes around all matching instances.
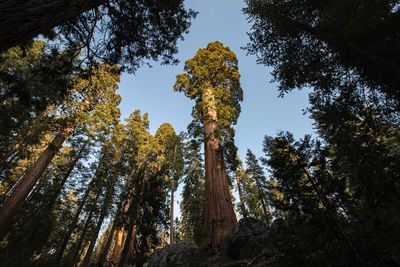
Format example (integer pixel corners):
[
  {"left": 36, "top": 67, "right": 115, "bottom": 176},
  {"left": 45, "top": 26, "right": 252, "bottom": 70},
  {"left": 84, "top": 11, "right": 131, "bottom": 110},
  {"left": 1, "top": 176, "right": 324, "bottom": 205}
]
[
  {"left": 148, "top": 240, "right": 201, "bottom": 267},
  {"left": 227, "top": 217, "right": 270, "bottom": 260}
]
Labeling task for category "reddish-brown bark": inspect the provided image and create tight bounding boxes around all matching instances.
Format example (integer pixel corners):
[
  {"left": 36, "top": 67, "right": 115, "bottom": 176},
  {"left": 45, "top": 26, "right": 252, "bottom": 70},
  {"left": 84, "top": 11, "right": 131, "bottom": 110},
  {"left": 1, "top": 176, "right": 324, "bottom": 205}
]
[
  {"left": 109, "top": 226, "right": 127, "bottom": 264},
  {"left": 201, "top": 87, "right": 237, "bottom": 249},
  {"left": 0, "top": 126, "right": 72, "bottom": 241}
]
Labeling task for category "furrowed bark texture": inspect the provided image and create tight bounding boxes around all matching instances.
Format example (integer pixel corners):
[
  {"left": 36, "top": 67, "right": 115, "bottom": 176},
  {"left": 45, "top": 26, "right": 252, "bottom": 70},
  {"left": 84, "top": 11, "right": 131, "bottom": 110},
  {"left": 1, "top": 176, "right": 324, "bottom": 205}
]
[
  {"left": 201, "top": 87, "right": 237, "bottom": 249},
  {"left": 109, "top": 226, "right": 127, "bottom": 264},
  {"left": 0, "top": 126, "right": 72, "bottom": 241},
  {"left": 0, "top": 0, "right": 106, "bottom": 51}
]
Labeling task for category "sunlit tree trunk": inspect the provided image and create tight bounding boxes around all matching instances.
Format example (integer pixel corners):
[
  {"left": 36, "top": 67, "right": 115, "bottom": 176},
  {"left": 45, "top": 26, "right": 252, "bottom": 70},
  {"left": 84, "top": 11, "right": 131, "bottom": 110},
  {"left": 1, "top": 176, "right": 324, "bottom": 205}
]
[
  {"left": 253, "top": 178, "right": 269, "bottom": 224},
  {"left": 0, "top": 126, "right": 72, "bottom": 241},
  {"left": 119, "top": 173, "right": 145, "bottom": 267},
  {"left": 0, "top": 0, "right": 105, "bottom": 51},
  {"left": 201, "top": 86, "right": 237, "bottom": 249},
  {"left": 109, "top": 227, "right": 127, "bottom": 264}
]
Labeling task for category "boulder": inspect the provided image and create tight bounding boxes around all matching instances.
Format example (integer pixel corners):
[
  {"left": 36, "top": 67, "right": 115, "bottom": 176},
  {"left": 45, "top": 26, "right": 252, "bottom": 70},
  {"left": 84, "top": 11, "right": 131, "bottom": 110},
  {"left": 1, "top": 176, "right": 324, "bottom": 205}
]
[
  {"left": 148, "top": 240, "right": 201, "bottom": 267},
  {"left": 227, "top": 217, "right": 270, "bottom": 260}
]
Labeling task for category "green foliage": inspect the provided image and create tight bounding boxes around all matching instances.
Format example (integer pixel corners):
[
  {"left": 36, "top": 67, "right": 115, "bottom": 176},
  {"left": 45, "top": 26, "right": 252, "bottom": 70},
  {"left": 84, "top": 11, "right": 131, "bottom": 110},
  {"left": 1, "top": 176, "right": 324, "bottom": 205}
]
[
  {"left": 235, "top": 152, "right": 271, "bottom": 222},
  {"left": 155, "top": 123, "right": 184, "bottom": 191},
  {"left": 262, "top": 113, "right": 400, "bottom": 266},
  {"left": 174, "top": 41, "right": 243, "bottom": 170},
  {"left": 0, "top": 41, "right": 76, "bottom": 158},
  {"left": 180, "top": 139, "right": 204, "bottom": 245},
  {"left": 58, "top": 0, "right": 197, "bottom": 72},
  {"left": 245, "top": 0, "right": 400, "bottom": 106}
]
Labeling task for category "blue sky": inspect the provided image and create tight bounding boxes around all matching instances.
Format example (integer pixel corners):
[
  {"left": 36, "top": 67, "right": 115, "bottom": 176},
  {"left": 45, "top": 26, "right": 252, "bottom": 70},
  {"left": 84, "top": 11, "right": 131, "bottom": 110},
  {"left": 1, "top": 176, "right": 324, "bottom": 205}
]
[{"left": 117, "top": 0, "right": 315, "bottom": 216}]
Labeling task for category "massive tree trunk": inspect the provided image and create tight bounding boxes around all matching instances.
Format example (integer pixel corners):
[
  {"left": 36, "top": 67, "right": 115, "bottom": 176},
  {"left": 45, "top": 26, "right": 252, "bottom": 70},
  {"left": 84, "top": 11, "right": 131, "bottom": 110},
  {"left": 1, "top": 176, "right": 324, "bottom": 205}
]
[
  {"left": 136, "top": 229, "right": 154, "bottom": 267},
  {"left": 118, "top": 223, "right": 137, "bottom": 267},
  {"left": 0, "top": 0, "right": 106, "bottom": 51},
  {"left": 0, "top": 126, "right": 72, "bottom": 241},
  {"left": 119, "top": 173, "right": 145, "bottom": 267},
  {"left": 109, "top": 226, "right": 127, "bottom": 264},
  {"left": 201, "top": 87, "right": 237, "bottom": 249}
]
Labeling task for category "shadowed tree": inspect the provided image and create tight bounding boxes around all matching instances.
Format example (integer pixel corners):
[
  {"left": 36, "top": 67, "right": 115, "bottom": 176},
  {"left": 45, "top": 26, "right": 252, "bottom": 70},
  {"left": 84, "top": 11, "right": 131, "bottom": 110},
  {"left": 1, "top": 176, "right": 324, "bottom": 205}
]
[
  {"left": 245, "top": 149, "right": 271, "bottom": 223},
  {"left": 245, "top": 0, "right": 400, "bottom": 107},
  {"left": 0, "top": 0, "right": 196, "bottom": 72},
  {"left": 180, "top": 139, "right": 204, "bottom": 245}
]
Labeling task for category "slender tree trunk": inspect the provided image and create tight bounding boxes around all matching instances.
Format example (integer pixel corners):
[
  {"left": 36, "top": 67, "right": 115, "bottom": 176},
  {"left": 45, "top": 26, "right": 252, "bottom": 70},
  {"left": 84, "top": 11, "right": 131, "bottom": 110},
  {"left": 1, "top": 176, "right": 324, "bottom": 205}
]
[
  {"left": 169, "top": 180, "right": 175, "bottom": 245},
  {"left": 99, "top": 222, "right": 116, "bottom": 264},
  {"left": 303, "top": 169, "right": 365, "bottom": 266},
  {"left": 70, "top": 198, "right": 99, "bottom": 267},
  {"left": 81, "top": 206, "right": 106, "bottom": 267},
  {"left": 201, "top": 86, "right": 237, "bottom": 249},
  {"left": 169, "top": 144, "right": 178, "bottom": 245},
  {"left": 0, "top": 126, "right": 72, "bottom": 241},
  {"left": 0, "top": 0, "right": 106, "bottom": 51},
  {"left": 47, "top": 142, "right": 88, "bottom": 210},
  {"left": 55, "top": 174, "right": 96, "bottom": 264},
  {"left": 235, "top": 174, "right": 248, "bottom": 218},
  {"left": 253, "top": 178, "right": 270, "bottom": 224},
  {"left": 82, "top": 173, "right": 118, "bottom": 267}
]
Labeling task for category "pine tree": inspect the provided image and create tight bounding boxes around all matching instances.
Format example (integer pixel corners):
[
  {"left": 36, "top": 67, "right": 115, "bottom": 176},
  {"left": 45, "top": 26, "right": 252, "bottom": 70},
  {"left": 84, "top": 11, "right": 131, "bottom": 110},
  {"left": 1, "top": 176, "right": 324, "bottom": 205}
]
[
  {"left": 180, "top": 140, "right": 204, "bottom": 245},
  {"left": 245, "top": 149, "right": 271, "bottom": 223},
  {"left": 0, "top": 41, "right": 76, "bottom": 172},
  {"left": 0, "top": 64, "right": 121, "bottom": 241},
  {"left": 155, "top": 123, "right": 184, "bottom": 245}
]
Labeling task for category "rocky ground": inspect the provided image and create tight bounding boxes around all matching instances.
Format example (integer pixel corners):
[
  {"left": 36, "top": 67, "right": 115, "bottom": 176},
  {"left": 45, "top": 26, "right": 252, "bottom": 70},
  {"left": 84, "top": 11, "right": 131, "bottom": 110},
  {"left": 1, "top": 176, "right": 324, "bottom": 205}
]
[{"left": 148, "top": 218, "right": 272, "bottom": 267}]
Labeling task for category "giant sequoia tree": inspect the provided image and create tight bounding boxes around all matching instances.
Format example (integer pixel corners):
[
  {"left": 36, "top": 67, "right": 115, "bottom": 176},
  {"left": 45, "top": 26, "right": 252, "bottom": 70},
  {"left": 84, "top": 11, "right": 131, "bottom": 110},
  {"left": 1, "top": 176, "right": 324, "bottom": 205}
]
[
  {"left": 174, "top": 41, "right": 243, "bottom": 248},
  {"left": 0, "top": 0, "right": 196, "bottom": 72}
]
